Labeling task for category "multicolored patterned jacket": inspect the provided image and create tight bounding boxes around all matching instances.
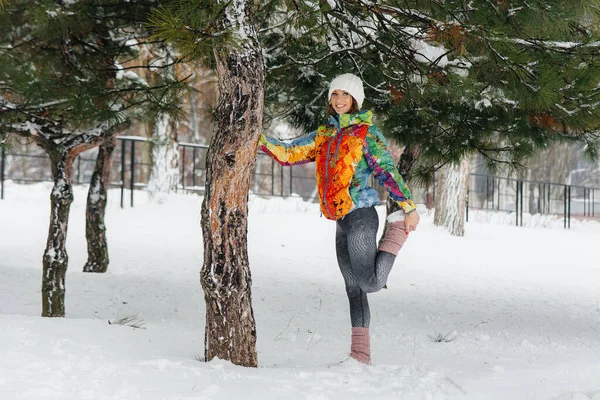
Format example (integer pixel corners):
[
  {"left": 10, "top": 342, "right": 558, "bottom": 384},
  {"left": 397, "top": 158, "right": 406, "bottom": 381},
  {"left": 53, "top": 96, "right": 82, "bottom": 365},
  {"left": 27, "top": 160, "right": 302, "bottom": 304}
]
[{"left": 259, "top": 110, "right": 416, "bottom": 220}]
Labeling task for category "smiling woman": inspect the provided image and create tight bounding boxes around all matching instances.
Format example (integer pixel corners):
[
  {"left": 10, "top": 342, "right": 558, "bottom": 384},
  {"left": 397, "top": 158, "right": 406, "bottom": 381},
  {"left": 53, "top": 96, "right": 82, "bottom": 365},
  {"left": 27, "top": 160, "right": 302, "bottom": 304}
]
[
  {"left": 330, "top": 90, "right": 354, "bottom": 114},
  {"left": 325, "top": 74, "right": 362, "bottom": 119},
  {"left": 259, "top": 73, "right": 421, "bottom": 365}
]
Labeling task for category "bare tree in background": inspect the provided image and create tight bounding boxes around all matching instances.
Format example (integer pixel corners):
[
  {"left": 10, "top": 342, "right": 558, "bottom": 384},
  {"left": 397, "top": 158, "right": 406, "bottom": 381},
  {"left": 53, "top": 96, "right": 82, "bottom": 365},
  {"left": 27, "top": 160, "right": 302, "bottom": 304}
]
[{"left": 434, "top": 159, "right": 470, "bottom": 236}]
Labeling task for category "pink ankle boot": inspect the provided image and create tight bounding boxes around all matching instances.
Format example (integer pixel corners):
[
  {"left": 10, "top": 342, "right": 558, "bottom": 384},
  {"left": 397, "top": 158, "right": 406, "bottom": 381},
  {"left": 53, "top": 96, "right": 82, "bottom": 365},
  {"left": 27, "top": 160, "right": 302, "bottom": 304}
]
[
  {"left": 350, "top": 327, "right": 371, "bottom": 364},
  {"left": 379, "top": 220, "right": 408, "bottom": 256}
]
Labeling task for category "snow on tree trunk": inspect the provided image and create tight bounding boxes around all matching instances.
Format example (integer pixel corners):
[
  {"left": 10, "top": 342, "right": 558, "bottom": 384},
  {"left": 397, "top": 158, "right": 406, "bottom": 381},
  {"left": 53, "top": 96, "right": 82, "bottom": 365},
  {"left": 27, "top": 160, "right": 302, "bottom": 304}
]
[
  {"left": 147, "top": 115, "right": 179, "bottom": 203},
  {"left": 83, "top": 135, "right": 116, "bottom": 273},
  {"left": 42, "top": 149, "right": 76, "bottom": 317},
  {"left": 34, "top": 123, "right": 119, "bottom": 316},
  {"left": 199, "top": 0, "right": 263, "bottom": 368},
  {"left": 434, "top": 158, "right": 469, "bottom": 236}
]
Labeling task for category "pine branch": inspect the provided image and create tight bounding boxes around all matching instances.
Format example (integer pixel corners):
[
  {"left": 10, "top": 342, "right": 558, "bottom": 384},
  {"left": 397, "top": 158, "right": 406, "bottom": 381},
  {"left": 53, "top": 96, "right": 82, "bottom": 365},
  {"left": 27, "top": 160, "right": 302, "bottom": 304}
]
[{"left": 341, "top": 0, "right": 438, "bottom": 26}]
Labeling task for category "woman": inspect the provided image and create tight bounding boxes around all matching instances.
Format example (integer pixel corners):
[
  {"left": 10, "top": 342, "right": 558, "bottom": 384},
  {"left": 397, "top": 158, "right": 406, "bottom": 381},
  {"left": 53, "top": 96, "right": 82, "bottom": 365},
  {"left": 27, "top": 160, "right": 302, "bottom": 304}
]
[{"left": 259, "top": 73, "right": 420, "bottom": 364}]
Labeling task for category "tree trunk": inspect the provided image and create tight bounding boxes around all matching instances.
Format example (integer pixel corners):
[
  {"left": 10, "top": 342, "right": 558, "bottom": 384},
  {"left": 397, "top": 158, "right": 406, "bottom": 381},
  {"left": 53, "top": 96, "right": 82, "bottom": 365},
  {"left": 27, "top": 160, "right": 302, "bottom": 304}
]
[
  {"left": 42, "top": 148, "right": 76, "bottom": 317},
  {"left": 83, "top": 135, "right": 116, "bottom": 273},
  {"left": 147, "top": 114, "right": 179, "bottom": 202},
  {"left": 434, "top": 158, "right": 470, "bottom": 236},
  {"left": 434, "top": 166, "right": 449, "bottom": 225},
  {"left": 199, "top": 0, "right": 264, "bottom": 368},
  {"left": 189, "top": 89, "right": 201, "bottom": 142}
]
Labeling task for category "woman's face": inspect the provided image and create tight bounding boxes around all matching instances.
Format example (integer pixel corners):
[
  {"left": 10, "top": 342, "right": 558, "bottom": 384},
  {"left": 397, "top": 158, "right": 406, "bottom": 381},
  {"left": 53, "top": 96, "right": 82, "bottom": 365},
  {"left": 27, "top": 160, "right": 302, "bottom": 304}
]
[{"left": 330, "top": 89, "right": 354, "bottom": 115}]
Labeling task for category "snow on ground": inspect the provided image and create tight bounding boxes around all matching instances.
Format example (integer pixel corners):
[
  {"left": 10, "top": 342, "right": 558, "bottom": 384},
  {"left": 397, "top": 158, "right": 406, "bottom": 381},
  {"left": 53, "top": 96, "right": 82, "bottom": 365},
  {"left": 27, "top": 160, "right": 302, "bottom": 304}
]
[{"left": 1, "top": 180, "right": 600, "bottom": 400}]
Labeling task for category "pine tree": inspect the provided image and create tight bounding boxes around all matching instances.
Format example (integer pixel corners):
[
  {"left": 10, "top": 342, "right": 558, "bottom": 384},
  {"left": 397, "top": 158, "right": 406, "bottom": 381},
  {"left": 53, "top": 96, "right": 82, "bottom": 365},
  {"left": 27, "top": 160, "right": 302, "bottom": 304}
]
[
  {"left": 149, "top": 0, "right": 263, "bottom": 367},
  {"left": 149, "top": 0, "right": 600, "bottom": 363},
  {"left": 258, "top": 0, "right": 600, "bottom": 234},
  {"left": 0, "top": 1, "right": 184, "bottom": 316}
]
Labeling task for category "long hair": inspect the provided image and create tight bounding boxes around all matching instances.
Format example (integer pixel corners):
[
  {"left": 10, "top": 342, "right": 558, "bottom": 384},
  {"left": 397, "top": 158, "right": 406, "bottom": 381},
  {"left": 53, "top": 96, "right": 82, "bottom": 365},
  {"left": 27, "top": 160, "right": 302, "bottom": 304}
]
[{"left": 324, "top": 96, "right": 360, "bottom": 120}]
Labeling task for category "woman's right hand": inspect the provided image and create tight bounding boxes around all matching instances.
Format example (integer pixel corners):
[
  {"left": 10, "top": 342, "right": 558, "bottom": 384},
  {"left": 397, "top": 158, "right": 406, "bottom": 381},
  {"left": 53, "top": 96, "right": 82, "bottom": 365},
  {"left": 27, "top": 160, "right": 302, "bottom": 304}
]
[{"left": 404, "top": 211, "right": 420, "bottom": 234}]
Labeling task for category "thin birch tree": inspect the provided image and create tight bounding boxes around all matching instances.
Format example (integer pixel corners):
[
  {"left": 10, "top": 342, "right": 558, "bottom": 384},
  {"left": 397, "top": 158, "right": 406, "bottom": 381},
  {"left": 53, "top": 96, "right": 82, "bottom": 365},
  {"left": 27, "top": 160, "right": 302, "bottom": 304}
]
[
  {"left": 147, "top": 114, "right": 180, "bottom": 202},
  {"left": 147, "top": 53, "right": 182, "bottom": 202}
]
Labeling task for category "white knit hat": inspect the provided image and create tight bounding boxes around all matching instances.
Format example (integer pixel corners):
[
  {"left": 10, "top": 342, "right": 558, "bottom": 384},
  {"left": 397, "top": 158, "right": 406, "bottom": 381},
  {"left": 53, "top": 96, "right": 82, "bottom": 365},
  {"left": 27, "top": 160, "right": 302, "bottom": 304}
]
[{"left": 328, "top": 73, "right": 365, "bottom": 109}]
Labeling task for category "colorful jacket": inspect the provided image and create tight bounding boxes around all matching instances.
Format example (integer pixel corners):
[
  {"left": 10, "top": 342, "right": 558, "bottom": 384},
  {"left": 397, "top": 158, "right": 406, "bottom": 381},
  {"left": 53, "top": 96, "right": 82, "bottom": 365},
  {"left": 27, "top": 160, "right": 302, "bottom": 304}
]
[{"left": 259, "top": 110, "right": 416, "bottom": 220}]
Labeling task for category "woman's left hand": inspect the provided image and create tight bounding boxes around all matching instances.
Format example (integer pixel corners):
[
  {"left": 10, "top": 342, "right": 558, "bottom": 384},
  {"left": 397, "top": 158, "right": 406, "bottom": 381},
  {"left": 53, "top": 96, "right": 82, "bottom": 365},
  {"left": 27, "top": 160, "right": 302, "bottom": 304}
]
[{"left": 404, "top": 211, "right": 420, "bottom": 234}]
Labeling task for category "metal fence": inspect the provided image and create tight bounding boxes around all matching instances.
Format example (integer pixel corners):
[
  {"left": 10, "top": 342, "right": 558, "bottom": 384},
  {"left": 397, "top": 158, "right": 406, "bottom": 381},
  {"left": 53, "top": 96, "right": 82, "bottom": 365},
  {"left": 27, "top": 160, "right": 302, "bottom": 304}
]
[
  {"left": 2, "top": 138, "right": 598, "bottom": 228},
  {"left": 467, "top": 173, "right": 599, "bottom": 228},
  {"left": 0, "top": 137, "right": 326, "bottom": 206}
]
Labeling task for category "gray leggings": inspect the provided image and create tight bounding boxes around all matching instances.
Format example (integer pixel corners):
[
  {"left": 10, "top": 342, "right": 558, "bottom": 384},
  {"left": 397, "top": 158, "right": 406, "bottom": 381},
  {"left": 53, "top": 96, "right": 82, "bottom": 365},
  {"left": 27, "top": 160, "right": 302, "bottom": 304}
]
[{"left": 335, "top": 206, "right": 396, "bottom": 327}]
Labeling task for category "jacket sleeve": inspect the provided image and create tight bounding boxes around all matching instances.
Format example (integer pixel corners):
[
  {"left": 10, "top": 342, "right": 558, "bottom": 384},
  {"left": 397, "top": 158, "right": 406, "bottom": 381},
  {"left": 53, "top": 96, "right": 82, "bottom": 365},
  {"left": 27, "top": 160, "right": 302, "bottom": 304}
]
[
  {"left": 259, "top": 131, "right": 317, "bottom": 166},
  {"left": 363, "top": 125, "right": 416, "bottom": 214}
]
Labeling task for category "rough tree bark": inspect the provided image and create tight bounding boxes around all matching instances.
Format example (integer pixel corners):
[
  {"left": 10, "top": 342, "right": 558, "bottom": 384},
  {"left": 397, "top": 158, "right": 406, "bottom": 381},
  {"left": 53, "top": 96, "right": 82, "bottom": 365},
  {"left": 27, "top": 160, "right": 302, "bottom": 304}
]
[
  {"left": 42, "top": 146, "right": 75, "bottom": 317},
  {"left": 199, "top": 0, "right": 264, "bottom": 367},
  {"left": 83, "top": 135, "right": 117, "bottom": 273},
  {"left": 434, "top": 166, "right": 449, "bottom": 224},
  {"left": 82, "top": 23, "right": 120, "bottom": 273},
  {"left": 38, "top": 138, "right": 100, "bottom": 317},
  {"left": 434, "top": 158, "right": 470, "bottom": 236}
]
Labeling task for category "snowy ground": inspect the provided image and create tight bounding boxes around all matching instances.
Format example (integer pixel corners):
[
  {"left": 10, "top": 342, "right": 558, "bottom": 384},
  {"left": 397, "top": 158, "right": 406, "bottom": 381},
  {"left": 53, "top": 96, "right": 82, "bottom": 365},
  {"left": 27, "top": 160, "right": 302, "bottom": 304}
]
[{"left": 1, "top": 180, "right": 600, "bottom": 400}]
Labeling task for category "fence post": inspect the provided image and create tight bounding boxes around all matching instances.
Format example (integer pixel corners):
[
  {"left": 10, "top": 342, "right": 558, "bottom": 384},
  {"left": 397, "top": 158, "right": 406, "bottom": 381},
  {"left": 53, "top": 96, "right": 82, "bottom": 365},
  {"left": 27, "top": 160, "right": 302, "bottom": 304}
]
[
  {"left": 497, "top": 178, "right": 501, "bottom": 210},
  {"left": 515, "top": 180, "right": 520, "bottom": 226},
  {"left": 181, "top": 147, "right": 186, "bottom": 190},
  {"left": 547, "top": 184, "right": 551, "bottom": 214},
  {"left": 289, "top": 167, "right": 293, "bottom": 196},
  {"left": 490, "top": 177, "right": 494, "bottom": 210},
  {"left": 271, "top": 159, "right": 274, "bottom": 195},
  {"left": 466, "top": 186, "right": 469, "bottom": 222},
  {"left": 568, "top": 185, "right": 571, "bottom": 229},
  {"left": 543, "top": 184, "right": 547, "bottom": 213},
  {"left": 1, "top": 146, "right": 5, "bottom": 200},
  {"left": 192, "top": 147, "right": 197, "bottom": 188},
  {"left": 130, "top": 140, "right": 135, "bottom": 207},
  {"left": 563, "top": 185, "right": 567, "bottom": 229},
  {"left": 280, "top": 165, "right": 284, "bottom": 196},
  {"left": 520, "top": 181, "right": 524, "bottom": 227},
  {"left": 540, "top": 183, "right": 542, "bottom": 214},
  {"left": 120, "top": 139, "right": 125, "bottom": 208},
  {"left": 485, "top": 175, "right": 489, "bottom": 209}
]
